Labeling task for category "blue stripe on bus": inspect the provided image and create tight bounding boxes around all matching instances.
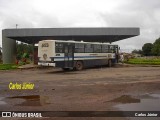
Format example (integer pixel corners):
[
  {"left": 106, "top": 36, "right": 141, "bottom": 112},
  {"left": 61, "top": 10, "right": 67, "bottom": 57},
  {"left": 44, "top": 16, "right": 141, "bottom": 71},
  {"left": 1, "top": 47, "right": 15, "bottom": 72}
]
[{"left": 53, "top": 56, "right": 108, "bottom": 59}]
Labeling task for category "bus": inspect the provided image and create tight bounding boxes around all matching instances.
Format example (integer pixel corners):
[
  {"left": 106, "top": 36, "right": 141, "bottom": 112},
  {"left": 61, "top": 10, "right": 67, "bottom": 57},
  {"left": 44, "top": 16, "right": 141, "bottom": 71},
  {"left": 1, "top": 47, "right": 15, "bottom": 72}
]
[{"left": 38, "top": 40, "right": 119, "bottom": 70}]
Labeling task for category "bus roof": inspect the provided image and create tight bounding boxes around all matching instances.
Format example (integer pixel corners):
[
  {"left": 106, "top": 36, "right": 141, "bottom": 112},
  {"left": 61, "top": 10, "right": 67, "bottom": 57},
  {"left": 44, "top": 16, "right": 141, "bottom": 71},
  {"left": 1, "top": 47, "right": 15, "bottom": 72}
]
[{"left": 39, "top": 40, "right": 118, "bottom": 45}]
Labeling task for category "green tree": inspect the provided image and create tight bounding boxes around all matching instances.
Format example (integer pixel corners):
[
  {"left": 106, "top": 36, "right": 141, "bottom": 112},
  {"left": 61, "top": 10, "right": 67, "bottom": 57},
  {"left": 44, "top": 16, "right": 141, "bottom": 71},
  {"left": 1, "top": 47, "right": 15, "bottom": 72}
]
[
  {"left": 142, "top": 43, "right": 153, "bottom": 56},
  {"left": 151, "top": 37, "right": 160, "bottom": 56},
  {"left": 16, "top": 42, "right": 33, "bottom": 59}
]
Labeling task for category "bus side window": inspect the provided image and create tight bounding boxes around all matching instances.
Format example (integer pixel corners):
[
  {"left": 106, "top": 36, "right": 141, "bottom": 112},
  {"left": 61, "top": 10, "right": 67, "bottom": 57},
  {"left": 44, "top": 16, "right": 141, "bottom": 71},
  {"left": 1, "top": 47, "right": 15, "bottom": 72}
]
[
  {"left": 75, "top": 43, "right": 84, "bottom": 53},
  {"left": 102, "top": 45, "right": 109, "bottom": 53},
  {"left": 102, "top": 45, "right": 106, "bottom": 53},
  {"left": 113, "top": 46, "right": 117, "bottom": 53},
  {"left": 111, "top": 45, "right": 116, "bottom": 53},
  {"left": 85, "top": 44, "right": 93, "bottom": 53},
  {"left": 93, "top": 44, "right": 101, "bottom": 53},
  {"left": 56, "top": 43, "right": 64, "bottom": 53},
  {"left": 109, "top": 45, "right": 114, "bottom": 53}
]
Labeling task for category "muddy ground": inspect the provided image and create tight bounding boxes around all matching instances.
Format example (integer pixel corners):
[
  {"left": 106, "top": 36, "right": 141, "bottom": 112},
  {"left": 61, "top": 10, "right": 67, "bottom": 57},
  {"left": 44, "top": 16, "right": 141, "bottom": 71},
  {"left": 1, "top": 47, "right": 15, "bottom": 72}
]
[{"left": 0, "top": 66, "right": 160, "bottom": 120}]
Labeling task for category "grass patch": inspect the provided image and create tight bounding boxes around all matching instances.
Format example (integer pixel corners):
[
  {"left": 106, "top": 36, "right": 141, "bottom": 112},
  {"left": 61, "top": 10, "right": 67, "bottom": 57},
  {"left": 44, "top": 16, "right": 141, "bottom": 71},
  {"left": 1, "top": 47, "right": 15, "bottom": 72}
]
[
  {"left": 0, "top": 64, "right": 19, "bottom": 70},
  {"left": 125, "top": 58, "right": 160, "bottom": 65}
]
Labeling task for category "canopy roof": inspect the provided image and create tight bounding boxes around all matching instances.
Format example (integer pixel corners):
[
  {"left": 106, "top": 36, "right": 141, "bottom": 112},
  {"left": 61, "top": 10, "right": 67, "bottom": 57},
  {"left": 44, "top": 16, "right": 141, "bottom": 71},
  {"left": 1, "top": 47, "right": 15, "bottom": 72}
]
[{"left": 3, "top": 27, "right": 140, "bottom": 44}]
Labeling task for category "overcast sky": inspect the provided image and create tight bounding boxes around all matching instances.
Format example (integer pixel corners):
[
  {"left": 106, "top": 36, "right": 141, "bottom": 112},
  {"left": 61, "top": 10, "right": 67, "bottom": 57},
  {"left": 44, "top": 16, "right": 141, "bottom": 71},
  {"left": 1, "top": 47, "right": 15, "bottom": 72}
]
[{"left": 0, "top": 0, "right": 160, "bottom": 52}]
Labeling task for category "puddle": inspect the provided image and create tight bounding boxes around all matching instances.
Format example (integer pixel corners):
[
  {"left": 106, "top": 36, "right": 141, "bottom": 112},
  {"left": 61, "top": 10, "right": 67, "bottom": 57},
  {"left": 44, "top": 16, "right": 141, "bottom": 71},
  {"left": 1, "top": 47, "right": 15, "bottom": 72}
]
[
  {"left": 113, "top": 94, "right": 160, "bottom": 120},
  {"left": 109, "top": 95, "right": 140, "bottom": 104},
  {"left": 137, "top": 93, "right": 160, "bottom": 99},
  {"left": 0, "top": 97, "right": 7, "bottom": 105},
  {"left": 8, "top": 95, "right": 50, "bottom": 106}
]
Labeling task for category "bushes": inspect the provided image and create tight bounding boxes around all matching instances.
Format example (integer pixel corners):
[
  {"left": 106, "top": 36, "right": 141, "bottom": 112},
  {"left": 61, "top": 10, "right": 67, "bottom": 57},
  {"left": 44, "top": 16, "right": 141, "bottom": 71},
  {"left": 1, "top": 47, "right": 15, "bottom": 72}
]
[
  {"left": 0, "top": 64, "right": 19, "bottom": 70},
  {"left": 126, "top": 58, "right": 160, "bottom": 65}
]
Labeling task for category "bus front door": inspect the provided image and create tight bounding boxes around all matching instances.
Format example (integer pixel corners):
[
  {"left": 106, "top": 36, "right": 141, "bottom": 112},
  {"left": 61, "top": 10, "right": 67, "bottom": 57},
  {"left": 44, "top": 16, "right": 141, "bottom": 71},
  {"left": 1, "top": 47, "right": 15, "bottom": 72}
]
[{"left": 64, "top": 44, "right": 74, "bottom": 68}]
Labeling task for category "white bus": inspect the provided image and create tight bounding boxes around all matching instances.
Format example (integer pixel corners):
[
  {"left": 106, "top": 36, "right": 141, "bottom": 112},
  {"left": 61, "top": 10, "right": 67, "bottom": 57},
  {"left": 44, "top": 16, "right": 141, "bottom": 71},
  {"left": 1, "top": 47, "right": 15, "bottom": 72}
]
[{"left": 38, "top": 40, "right": 119, "bottom": 70}]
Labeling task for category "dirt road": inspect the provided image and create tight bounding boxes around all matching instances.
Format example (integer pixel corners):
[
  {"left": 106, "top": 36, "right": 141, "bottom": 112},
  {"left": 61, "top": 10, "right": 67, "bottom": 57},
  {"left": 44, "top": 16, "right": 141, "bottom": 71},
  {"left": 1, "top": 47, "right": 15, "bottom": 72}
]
[{"left": 0, "top": 66, "right": 160, "bottom": 120}]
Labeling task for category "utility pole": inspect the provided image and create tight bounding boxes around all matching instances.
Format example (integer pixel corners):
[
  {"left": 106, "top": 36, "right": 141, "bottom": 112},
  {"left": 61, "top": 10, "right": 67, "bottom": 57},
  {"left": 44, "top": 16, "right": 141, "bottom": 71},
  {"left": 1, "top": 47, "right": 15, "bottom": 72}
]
[{"left": 16, "top": 24, "right": 18, "bottom": 29}]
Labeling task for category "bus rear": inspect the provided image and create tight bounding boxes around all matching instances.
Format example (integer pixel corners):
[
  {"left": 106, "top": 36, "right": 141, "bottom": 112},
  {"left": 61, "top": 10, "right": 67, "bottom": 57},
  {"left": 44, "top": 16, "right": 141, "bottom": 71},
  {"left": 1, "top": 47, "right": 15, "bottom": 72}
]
[{"left": 38, "top": 40, "right": 55, "bottom": 66}]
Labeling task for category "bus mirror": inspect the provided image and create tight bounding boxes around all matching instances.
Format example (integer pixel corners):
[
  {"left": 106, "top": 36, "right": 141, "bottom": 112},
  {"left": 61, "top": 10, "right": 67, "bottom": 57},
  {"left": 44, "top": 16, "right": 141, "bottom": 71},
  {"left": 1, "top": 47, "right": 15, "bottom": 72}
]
[{"left": 119, "top": 47, "right": 120, "bottom": 50}]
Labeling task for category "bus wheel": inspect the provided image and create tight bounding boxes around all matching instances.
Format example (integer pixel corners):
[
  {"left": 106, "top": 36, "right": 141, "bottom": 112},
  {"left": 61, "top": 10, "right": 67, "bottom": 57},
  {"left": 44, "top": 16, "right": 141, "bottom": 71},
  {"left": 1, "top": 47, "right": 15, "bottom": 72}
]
[
  {"left": 75, "top": 61, "right": 83, "bottom": 70},
  {"left": 108, "top": 59, "right": 112, "bottom": 67}
]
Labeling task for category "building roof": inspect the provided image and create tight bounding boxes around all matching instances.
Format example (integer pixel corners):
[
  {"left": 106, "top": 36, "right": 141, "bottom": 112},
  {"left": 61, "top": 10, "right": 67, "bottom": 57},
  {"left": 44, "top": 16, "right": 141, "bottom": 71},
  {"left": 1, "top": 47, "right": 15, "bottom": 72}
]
[{"left": 2, "top": 27, "right": 140, "bottom": 44}]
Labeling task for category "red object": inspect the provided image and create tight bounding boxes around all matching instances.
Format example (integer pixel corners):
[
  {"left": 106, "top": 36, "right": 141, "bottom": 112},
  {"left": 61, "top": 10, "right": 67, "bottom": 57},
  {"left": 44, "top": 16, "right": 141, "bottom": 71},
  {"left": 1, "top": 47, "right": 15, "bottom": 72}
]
[{"left": 16, "top": 60, "right": 19, "bottom": 64}]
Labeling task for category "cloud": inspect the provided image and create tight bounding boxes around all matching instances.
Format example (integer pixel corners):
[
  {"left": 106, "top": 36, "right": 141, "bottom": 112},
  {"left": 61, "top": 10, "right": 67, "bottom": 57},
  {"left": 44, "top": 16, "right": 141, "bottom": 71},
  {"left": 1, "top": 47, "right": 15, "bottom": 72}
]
[
  {"left": 99, "top": 0, "right": 160, "bottom": 51},
  {"left": 0, "top": 0, "right": 160, "bottom": 52}
]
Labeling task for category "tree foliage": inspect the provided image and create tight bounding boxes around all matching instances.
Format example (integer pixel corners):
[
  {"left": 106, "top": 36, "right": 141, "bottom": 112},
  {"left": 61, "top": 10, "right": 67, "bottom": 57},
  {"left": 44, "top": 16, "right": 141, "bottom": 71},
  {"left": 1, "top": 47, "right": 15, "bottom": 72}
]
[
  {"left": 16, "top": 43, "right": 33, "bottom": 59},
  {"left": 151, "top": 37, "right": 160, "bottom": 56},
  {"left": 142, "top": 43, "right": 153, "bottom": 56},
  {"left": 132, "top": 49, "right": 143, "bottom": 54}
]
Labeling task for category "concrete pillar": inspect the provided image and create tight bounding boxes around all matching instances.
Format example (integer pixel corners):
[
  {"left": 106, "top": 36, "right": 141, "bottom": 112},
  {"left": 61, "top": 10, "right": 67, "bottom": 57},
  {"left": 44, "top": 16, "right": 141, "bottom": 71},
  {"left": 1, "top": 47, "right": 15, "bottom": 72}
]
[{"left": 2, "top": 32, "right": 16, "bottom": 64}]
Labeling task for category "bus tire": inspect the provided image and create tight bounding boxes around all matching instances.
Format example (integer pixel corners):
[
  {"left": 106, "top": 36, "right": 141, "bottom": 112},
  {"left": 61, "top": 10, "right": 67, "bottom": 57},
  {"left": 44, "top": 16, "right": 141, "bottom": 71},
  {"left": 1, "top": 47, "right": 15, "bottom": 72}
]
[
  {"left": 75, "top": 61, "right": 83, "bottom": 71},
  {"left": 108, "top": 59, "right": 112, "bottom": 67}
]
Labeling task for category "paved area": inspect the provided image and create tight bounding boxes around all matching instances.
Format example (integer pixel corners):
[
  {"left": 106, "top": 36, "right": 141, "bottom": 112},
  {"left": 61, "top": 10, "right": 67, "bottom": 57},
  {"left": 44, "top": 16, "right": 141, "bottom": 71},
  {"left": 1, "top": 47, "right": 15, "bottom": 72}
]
[
  {"left": 18, "top": 64, "right": 39, "bottom": 69},
  {"left": 0, "top": 66, "right": 160, "bottom": 120}
]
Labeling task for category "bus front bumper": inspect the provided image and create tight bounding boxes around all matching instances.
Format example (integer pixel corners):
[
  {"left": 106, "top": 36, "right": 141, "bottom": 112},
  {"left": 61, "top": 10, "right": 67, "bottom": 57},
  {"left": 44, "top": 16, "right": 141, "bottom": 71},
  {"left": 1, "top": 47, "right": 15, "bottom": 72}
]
[{"left": 38, "top": 62, "right": 55, "bottom": 67}]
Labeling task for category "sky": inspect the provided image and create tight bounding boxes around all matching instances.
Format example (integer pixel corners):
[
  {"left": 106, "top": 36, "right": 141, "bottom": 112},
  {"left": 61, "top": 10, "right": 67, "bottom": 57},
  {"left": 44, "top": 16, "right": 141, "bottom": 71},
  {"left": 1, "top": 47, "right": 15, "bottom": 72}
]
[{"left": 0, "top": 0, "right": 160, "bottom": 52}]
